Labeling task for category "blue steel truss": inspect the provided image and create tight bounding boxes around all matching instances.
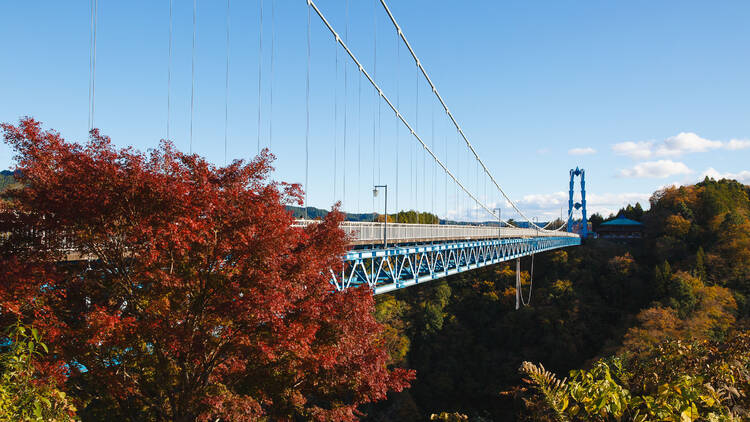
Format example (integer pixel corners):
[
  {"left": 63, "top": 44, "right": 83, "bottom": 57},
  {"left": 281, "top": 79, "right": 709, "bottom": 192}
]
[{"left": 331, "top": 236, "right": 581, "bottom": 295}]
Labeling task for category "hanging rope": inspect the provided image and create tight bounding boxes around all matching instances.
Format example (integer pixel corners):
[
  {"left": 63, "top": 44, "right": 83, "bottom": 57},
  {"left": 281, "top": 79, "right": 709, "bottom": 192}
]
[
  {"left": 378, "top": 0, "right": 556, "bottom": 230},
  {"left": 224, "top": 0, "right": 230, "bottom": 165},
  {"left": 269, "top": 0, "right": 275, "bottom": 148},
  {"left": 88, "top": 0, "right": 98, "bottom": 131},
  {"left": 476, "top": 157, "right": 479, "bottom": 221},
  {"left": 521, "top": 253, "right": 535, "bottom": 306},
  {"left": 88, "top": 0, "right": 92, "bottom": 130},
  {"left": 167, "top": 0, "right": 172, "bottom": 139},
  {"left": 257, "top": 0, "right": 263, "bottom": 153},
  {"left": 190, "top": 0, "right": 196, "bottom": 153},
  {"left": 93, "top": 0, "right": 98, "bottom": 129},
  {"left": 409, "top": 74, "right": 417, "bottom": 210},
  {"left": 432, "top": 96, "right": 435, "bottom": 217},
  {"left": 357, "top": 67, "right": 362, "bottom": 214},
  {"left": 444, "top": 108, "right": 448, "bottom": 218},
  {"left": 373, "top": 0, "right": 381, "bottom": 187},
  {"left": 371, "top": 0, "right": 376, "bottom": 213},
  {"left": 457, "top": 144, "right": 461, "bottom": 220},
  {"left": 377, "top": 82, "right": 382, "bottom": 186},
  {"left": 305, "top": 0, "right": 310, "bottom": 219},
  {"left": 343, "top": 0, "right": 348, "bottom": 211},
  {"left": 456, "top": 126, "right": 460, "bottom": 219},
  {"left": 515, "top": 258, "right": 521, "bottom": 310},
  {"left": 307, "top": 0, "right": 537, "bottom": 223},
  {"left": 415, "top": 63, "right": 419, "bottom": 212},
  {"left": 334, "top": 35, "right": 338, "bottom": 203},
  {"left": 394, "top": 24, "right": 399, "bottom": 215}
]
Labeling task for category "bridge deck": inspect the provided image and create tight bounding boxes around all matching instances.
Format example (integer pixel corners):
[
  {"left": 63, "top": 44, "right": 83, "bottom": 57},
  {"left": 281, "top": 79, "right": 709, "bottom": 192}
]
[
  {"left": 13, "top": 221, "right": 580, "bottom": 295},
  {"left": 293, "top": 220, "right": 578, "bottom": 246},
  {"left": 293, "top": 221, "right": 581, "bottom": 294}
]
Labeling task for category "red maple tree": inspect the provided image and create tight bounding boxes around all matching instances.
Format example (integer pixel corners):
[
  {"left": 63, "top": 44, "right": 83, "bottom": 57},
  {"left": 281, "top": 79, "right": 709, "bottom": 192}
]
[{"left": 0, "top": 118, "right": 413, "bottom": 421}]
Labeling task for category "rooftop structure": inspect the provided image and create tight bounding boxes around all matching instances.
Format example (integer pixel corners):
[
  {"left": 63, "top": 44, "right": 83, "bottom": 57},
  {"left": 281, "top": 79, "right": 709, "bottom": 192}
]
[{"left": 597, "top": 215, "right": 644, "bottom": 240}]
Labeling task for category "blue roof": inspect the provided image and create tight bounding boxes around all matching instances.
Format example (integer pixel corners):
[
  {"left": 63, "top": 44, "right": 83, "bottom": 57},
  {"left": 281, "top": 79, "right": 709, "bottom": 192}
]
[{"left": 600, "top": 216, "right": 643, "bottom": 226}]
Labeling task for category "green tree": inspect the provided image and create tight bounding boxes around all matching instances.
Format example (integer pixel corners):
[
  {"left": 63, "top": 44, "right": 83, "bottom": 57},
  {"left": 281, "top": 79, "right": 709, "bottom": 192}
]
[
  {"left": 519, "top": 330, "right": 750, "bottom": 421},
  {"left": 0, "top": 323, "right": 78, "bottom": 421},
  {"left": 588, "top": 213, "right": 604, "bottom": 231}
]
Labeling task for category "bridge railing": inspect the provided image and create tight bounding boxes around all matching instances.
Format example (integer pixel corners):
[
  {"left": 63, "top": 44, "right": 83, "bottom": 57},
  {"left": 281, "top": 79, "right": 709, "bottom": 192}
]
[{"left": 293, "top": 219, "right": 578, "bottom": 245}]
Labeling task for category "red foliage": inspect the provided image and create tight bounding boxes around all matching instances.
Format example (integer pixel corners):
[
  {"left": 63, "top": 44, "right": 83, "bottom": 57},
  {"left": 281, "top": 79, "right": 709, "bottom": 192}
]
[{"left": 0, "top": 118, "right": 413, "bottom": 421}]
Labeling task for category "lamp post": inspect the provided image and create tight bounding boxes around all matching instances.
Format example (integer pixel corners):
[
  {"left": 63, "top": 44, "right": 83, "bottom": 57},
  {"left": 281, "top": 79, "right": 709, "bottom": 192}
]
[
  {"left": 373, "top": 184, "right": 388, "bottom": 247},
  {"left": 493, "top": 207, "right": 502, "bottom": 238}
]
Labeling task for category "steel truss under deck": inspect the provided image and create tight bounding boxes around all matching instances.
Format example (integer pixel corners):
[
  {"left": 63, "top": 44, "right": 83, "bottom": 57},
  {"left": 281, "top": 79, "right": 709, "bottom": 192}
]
[{"left": 331, "top": 236, "right": 581, "bottom": 295}]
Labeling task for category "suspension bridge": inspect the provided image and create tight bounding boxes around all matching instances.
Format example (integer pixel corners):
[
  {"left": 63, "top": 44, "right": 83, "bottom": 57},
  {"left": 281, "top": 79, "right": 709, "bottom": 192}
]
[{"left": 76, "top": 0, "right": 589, "bottom": 296}]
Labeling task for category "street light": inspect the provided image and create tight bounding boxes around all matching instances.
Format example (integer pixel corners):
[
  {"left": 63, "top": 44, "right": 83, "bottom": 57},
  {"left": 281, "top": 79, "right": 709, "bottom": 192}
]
[
  {"left": 493, "top": 207, "right": 502, "bottom": 238},
  {"left": 373, "top": 184, "right": 388, "bottom": 247}
]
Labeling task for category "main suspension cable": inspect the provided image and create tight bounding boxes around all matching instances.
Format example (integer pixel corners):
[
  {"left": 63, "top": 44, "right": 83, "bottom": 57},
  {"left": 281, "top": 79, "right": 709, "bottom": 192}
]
[
  {"left": 307, "top": 0, "right": 513, "bottom": 221},
  {"left": 377, "top": 0, "right": 547, "bottom": 230}
]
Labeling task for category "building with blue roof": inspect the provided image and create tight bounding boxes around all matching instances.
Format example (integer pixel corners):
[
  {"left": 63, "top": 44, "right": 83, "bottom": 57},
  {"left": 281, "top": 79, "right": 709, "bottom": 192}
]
[{"left": 596, "top": 215, "right": 644, "bottom": 240}]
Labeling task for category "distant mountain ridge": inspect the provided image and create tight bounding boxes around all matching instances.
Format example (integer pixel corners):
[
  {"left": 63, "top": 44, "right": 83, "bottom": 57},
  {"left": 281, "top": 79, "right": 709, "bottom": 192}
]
[
  {"left": 0, "top": 170, "right": 17, "bottom": 192},
  {"left": 285, "top": 205, "right": 377, "bottom": 222}
]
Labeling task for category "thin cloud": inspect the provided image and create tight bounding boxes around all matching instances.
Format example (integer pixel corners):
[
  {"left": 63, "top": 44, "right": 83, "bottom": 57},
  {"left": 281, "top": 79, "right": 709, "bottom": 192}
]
[
  {"left": 655, "top": 132, "right": 722, "bottom": 156},
  {"left": 619, "top": 160, "right": 692, "bottom": 178},
  {"left": 494, "top": 191, "right": 651, "bottom": 219},
  {"left": 568, "top": 147, "right": 596, "bottom": 155},
  {"left": 612, "top": 132, "right": 749, "bottom": 159},
  {"left": 726, "top": 139, "right": 750, "bottom": 150},
  {"left": 612, "top": 141, "right": 653, "bottom": 160},
  {"left": 700, "top": 168, "right": 750, "bottom": 184}
]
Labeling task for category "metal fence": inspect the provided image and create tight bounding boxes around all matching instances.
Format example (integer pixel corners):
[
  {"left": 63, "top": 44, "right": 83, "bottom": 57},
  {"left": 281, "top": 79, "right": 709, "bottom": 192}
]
[{"left": 293, "top": 219, "right": 579, "bottom": 245}]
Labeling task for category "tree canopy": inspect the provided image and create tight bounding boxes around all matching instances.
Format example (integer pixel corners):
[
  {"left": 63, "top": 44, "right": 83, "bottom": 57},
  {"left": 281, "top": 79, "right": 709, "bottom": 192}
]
[{"left": 0, "top": 118, "right": 413, "bottom": 421}]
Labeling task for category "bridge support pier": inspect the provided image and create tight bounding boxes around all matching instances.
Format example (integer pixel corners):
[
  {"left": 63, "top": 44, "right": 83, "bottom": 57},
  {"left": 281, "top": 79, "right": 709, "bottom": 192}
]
[{"left": 515, "top": 258, "right": 521, "bottom": 310}]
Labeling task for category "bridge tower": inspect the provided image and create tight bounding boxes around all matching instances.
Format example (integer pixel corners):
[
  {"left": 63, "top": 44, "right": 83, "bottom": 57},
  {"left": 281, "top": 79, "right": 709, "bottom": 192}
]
[{"left": 568, "top": 167, "right": 588, "bottom": 237}]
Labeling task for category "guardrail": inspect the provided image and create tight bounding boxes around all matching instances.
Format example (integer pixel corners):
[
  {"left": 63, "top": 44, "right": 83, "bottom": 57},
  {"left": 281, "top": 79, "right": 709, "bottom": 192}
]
[
  {"left": 293, "top": 219, "right": 578, "bottom": 245},
  {"left": 3, "top": 220, "right": 579, "bottom": 255}
]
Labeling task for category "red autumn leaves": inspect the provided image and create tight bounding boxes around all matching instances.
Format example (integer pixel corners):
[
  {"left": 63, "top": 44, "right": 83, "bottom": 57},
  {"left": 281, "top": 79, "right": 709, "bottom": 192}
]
[{"left": 0, "top": 118, "right": 413, "bottom": 421}]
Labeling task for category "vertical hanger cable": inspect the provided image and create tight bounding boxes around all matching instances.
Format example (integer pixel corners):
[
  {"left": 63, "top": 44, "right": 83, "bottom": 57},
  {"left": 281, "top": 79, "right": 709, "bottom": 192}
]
[
  {"left": 224, "top": 0, "right": 230, "bottom": 164},
  {"left": 305, "top": 1, "right": 310, "bottom": 219},
  {"left": 190, "top": 0, "right": 196, "bottom": 153},
  {"left": 167, "top": 0, "right": 172, "bottom": 139},
  {"left": 257, "top": 0, "right": 263, "bottom": 153}
]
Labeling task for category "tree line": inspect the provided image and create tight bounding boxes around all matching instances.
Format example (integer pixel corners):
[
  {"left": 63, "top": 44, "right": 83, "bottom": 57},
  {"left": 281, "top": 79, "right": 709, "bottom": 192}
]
[{"left": 366, "top": 178, "right": 750, "bottom": 421}]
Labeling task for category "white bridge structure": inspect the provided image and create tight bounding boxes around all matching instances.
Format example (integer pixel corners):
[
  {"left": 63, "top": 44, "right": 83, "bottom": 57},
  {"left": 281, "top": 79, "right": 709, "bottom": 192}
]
[
  {"left": 295, "top": 220, "right": 580, "bottom": 294},
  {"left": 71, "top": 0, "right": 587, "bottom": 296}
]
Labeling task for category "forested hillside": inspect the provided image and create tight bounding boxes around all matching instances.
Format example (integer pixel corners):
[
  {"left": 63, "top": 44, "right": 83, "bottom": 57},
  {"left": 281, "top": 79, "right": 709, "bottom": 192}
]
[
  {"left": 0, "top": 170, "right": 17, "bottom": 192},
  {"left": 3, "top": 131, "right": 749, "bottom": 421},
  {"left": 367, "top": 178, "right": 750, "bottom": 421}
]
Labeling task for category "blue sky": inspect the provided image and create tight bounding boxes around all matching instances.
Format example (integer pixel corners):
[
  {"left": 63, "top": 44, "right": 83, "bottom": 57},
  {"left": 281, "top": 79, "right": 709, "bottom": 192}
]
[{"left": 1, "top": 0, "right": 749, "bottom": 221}]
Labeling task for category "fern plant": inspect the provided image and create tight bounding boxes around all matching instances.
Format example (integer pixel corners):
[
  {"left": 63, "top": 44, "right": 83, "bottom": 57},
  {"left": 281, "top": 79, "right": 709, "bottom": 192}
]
[{"left": 520, "top": 361, "right": 571, "bottom": 422}]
